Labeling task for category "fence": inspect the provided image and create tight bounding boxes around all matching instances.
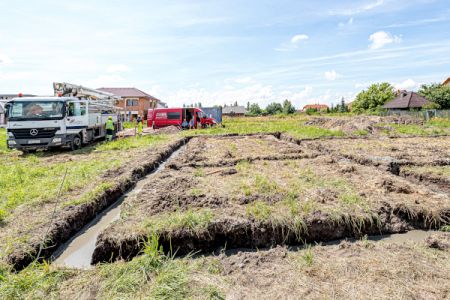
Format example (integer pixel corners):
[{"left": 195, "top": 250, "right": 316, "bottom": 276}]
[
  {"left": 382, "top": 109, "right": 450, "bottom": 120},
  {"left": 201, "top": 107, "right": 223, "bottom": 123}
]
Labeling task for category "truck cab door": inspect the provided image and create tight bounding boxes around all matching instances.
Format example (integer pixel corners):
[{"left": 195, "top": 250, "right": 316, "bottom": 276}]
[{"left": 66, "top": 101, "right": 88, "bottom": 130}]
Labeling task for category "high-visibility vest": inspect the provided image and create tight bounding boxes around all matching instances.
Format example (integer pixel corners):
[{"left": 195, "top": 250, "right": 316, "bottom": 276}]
[{"left": 106, "top": 119, "right": 114, "bottom": 130}]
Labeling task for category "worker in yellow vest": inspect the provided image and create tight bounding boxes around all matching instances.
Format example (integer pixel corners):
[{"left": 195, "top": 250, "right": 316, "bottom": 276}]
[
  {"left": 105, "top": 116, "right": 114, "bottom": 141},
  {"left": 136, "top": 115, "right": 143, "bottom": 137}
]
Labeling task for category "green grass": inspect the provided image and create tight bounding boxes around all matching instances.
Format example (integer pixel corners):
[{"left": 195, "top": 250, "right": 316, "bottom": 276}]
[
  {"left": 0, "top": 261, "right": 77, "bottom": 300},
  {"left": 0, "top": 235, "right": 197, "bottom": 300},
  {"left": 301, "top": 245, "right": 314, "bottom": 267},
  {"left": 379, "top": 118, "right": 449, "bottom": 136},
  {"left": 143, "top": 209, "right": 213, "bottom": 236},
  {"left": 246, "top": 201, "right": 272, "bottom": 221},
  {"left": 0, "top": 130, "right": 169, "bottom": 223},
  {"left": 183, "top": 115, "right": 345, "bottom": 139}
]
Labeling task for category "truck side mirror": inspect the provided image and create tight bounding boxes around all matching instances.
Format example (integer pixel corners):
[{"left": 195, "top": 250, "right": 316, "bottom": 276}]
[{"left": 4, "top": 103, "right": 10, "bottom": 118}]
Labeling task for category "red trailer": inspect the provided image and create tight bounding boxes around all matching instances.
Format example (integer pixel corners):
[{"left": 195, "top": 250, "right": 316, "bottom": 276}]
[{"left": 147, "top": 107, "right": 216, "bottom": 129}]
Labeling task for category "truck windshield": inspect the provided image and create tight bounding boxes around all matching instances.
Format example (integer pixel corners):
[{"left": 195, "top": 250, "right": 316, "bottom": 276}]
[{"left": 8, "top": 101, "right": 65, "bottom": 121}]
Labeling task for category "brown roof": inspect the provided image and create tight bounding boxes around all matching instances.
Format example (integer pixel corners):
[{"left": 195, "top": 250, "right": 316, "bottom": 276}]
[
  {"left": 382, "top": 91, "right": 430, "bottom": 109},
  {"left": 443, "top": 77, "right": 450, "bottom": 86},
  {"left": 97, "top": 87, "right": 161, "bottom": 101},
  {"left": 303, "top": 104, "right": 329, "bottom": 110}
]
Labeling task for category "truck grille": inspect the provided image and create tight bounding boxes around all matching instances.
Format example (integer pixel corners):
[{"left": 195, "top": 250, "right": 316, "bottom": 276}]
[{"left": 9, "top": 128, "right": 60, "bottom": 139}]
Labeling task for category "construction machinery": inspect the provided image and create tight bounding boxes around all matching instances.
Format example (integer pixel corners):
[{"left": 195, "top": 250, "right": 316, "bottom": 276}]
[{"left": 5, "top": 82, "right": 121, "bottom": 152}]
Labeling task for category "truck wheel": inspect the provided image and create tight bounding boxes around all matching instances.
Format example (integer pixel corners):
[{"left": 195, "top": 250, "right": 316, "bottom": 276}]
[{"left": 71, "top": 135, "right": 82, "bottom": 150}]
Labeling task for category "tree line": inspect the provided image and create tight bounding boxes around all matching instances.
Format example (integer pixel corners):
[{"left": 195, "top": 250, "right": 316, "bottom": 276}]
[{"left": 246, "top": 99, "right": 296, "bottom": 116}]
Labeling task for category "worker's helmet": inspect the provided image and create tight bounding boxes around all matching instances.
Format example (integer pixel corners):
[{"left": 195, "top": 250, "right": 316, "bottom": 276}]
[{"left": 108, "top": 116, "right": 113, "bottom": 120}]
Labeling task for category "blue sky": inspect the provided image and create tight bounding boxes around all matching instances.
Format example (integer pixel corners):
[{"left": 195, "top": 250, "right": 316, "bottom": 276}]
[{"left": 0, "top": 0, "right": 449, "bottom": 108}]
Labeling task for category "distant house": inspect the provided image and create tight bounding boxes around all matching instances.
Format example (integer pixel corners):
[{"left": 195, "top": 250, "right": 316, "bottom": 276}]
[
  {"left": 222, "top": 106, "right": 248, "bottom": 116},
  {"left": 382, "top": 91, "right": 430, "bottom": 110},
  {"left": 443, "top": 77, "right": 450, "bottom": 86},
  {"left": 98, "top": 87, "right": 166, "bottom": 121},
  {"left": 302, "top": 104, "right": 329, "bottom": 112}
]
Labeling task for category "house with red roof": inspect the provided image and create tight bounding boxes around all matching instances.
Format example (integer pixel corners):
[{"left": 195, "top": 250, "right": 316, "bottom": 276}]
[
  {"left": 98, "top": 87, "right": 166, "bottom": 121},
  {"left": 443, "top": 77, "right": 450, "bottom": 86},
  {"left": 301, "top": 104, "right": 329, "bottom": 112}
]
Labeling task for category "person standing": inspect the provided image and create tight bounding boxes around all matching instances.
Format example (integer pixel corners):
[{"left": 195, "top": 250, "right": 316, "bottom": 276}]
[
  {"left": 105, "top": 116, "right": 114, "bottom": 141},
  {"left": 136, "top": 115, "right": 143, "bottom": 137}
]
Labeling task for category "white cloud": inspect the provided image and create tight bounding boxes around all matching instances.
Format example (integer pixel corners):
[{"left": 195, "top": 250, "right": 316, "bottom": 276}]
[
  {"left": 0, "top": 71, "right": 33, "bottom": 80},
  {"left": 324, "top": 70, "right": 339, "bottom": 81},
  {"left": 394, "top": 78, "right": 420, "bottom": 90},
  {"left": 233, "top": 76, "right": 255, "bottom": 84},
  {"left": 106, "top": 64, "right": 130, "bottom": 73},
  {"left": 275, "top": 34, "right": 309, "bottom": 51},
  {"left": 291, "top": 34, "right": 309, "bottom": 44},
  {"left": 338, "top": 17, "right": 354, "bottom": 27},
  {"left": 0, "top": 52, "right": 12, "bottom": 64},
  {"left": 368, "top": 31, "right": 402, "bottom": 50},
  {"left": 329, "top": 0, "right": 384, "bottom": 16},
  {"left": 87, "top": 74, "right": 127, "bottom": 88}
]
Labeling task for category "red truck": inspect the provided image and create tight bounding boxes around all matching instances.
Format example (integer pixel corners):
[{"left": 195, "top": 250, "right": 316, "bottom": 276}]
[{"left": 147, "top": 107, "right": 217, "bottom": 129}]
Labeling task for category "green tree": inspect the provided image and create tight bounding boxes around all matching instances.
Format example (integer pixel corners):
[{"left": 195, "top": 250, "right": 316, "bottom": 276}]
[
  {"left": 352, "top": 82, "right": 395, "bottom": 113},
  {"left": 247, "top": 101, "right": 250, "bottom": 110},
  {"left": 265, "top": 102, "right": 283, "bottom": 115},
  {"left": 339, "top": 97, "right": 348, "bottom": 113},
  {"left": 249, "top": 103, "right": 262, "bottom": 115},
  {"left": 282, "top": 99, "right": 296, "bottom": 114},
  {"left": 418, "top": 83, "right": 450, "bottom": 109}
]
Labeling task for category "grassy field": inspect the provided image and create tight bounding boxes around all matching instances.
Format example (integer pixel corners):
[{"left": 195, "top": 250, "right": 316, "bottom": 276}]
[
  {"left": 0, "top": 131, "right": 170, "bottom": 223},
  {"left": 1, "top": 233, "right": 449, "bottom": 299},
  {"left": 183, "top": 115, "right": 450, "bottom": 138},
  {"left": 185, "top": 115, "right": 346, "bottom": 138}
]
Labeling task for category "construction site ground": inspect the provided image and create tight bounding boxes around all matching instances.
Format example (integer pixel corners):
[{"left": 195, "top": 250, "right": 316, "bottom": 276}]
[{"left": 0, "top": 114, "right": 449, "bottom": 299}]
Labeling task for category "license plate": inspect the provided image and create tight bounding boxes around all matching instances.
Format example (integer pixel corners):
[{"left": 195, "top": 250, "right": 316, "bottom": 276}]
[{"left": 28, "top": 140, "right": 41, "bottom": 144}]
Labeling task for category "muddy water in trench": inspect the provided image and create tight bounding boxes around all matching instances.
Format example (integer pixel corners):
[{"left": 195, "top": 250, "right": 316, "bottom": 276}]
[{"left": 52, "top": 144, "right": 186, "bottom": 269}]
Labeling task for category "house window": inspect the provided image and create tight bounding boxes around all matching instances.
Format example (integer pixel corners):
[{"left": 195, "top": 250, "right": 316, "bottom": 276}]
[{"left": 126, "top": 99, "right": 139, "bottom": 106}]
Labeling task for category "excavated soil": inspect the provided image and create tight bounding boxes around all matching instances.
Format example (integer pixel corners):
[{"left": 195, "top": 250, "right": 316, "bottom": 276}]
[
  {"left": 5, "top": 137, "right": 189, "bottom": 270},
  {"left": 92, "top": 135, "right": 450, "bottom": 264},
  {"left": 304, "top": 115, "right": 426, "bottom": 135}
]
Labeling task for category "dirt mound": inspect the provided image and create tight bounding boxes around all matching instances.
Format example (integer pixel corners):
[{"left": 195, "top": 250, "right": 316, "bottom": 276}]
[
  {"left": 155, "top": 125, "right": 181, "bottom": 134},
  {"left": 425, "top": 232, "right": 450, "bottom": 250},
  {"left": 305, "top": 116, "right": 424, "bottom": 135}
]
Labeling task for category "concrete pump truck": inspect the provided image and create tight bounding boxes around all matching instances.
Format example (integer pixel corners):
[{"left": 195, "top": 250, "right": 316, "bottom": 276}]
[{"left": 5, "top": 82, "right": 121, "bottom": 152}]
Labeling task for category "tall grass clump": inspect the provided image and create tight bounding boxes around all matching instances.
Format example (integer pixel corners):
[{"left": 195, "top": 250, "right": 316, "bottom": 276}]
[{"left": 144, "top": 209, "right": 213, "bottom": 236}]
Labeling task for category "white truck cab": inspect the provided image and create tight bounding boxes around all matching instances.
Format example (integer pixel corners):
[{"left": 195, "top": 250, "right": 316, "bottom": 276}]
[{"left": 6, "top": 96, "right": 118, "bottom": 152}]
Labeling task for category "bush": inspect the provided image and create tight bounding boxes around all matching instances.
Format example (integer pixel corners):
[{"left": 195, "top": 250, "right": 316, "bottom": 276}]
[
  {"left": 418, "top": 83, "right": 450, "bottom": 109},
  {"left": 352, "top": 82, "right": 395, "bottom": 113}
]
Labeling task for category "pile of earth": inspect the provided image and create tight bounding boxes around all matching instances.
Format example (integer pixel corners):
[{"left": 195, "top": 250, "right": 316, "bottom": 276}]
[
  {"left": 304, "top": 115, "right": 424, "bottom": 135},
  {"left": 154, "top": 125, "right": 181, "bottom": 134}
]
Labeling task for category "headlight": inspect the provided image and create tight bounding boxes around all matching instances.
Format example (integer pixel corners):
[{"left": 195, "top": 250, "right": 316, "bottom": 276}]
[
  {"left": 52, "top": 138, "right": 62, "bottom": 143},
  {"left": 8, "top": 140, "right": 16, "bottom": 145},
  {"left": 7, "top": 132, "right": 14, "bottom": 137}
]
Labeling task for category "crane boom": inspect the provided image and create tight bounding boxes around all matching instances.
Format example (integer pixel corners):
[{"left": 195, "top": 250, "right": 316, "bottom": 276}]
[{"left": 53, "top": 82, "right": 121, "bottom": 108}]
